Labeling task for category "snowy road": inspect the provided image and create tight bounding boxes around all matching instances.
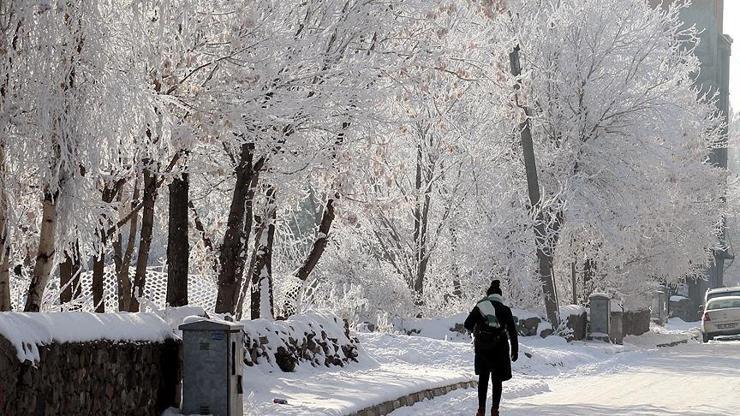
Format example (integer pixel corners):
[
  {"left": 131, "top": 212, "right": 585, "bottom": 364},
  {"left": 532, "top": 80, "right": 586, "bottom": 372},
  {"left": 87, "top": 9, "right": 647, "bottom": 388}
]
[{"left": 391, "top": 340, "right": 740, "bottom": 416}]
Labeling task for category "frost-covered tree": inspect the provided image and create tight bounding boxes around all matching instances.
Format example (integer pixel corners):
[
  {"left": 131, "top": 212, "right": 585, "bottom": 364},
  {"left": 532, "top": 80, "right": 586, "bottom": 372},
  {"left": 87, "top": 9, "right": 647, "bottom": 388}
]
[
  {"left": 10, "top": 1, "right": 152, "bottom": 311},
  {"left": 500, "top": 0, "right": 726, "bottom": 315}
]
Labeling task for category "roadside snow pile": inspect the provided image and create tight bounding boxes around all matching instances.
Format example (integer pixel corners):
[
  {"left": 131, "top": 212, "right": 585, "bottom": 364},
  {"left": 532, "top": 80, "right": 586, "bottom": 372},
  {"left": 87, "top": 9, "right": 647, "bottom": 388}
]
[
  {"left": 241, "top": 312, "right": 359, "bottom": 372},
  {"left": 624, "top": 318, "right": 701, "bottom": 348},
  {"left": 0, "top": 312, "right": 174, "bottom": 362}
]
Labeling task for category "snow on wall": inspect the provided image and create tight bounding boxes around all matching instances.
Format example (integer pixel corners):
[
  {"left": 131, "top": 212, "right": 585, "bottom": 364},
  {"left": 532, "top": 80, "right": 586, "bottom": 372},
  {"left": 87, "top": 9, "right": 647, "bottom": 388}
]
[
  {"left": 0, "top": 312, "right": 174, "bottom": 362},
  {"left": 241, "top": 311, "right": 359, "bottom": 372},
  {"left": 559, "top": 304, "right": 587, "bottom": 319}
]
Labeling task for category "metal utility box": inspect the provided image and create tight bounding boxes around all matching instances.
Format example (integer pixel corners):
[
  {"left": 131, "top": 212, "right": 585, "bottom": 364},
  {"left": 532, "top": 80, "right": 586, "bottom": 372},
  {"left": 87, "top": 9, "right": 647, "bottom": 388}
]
[
  {"left": 589, "top": 294, "right": 611, "bottom": 337},
  {"left": 651, "top": 288, "right": 668, "bottom": 325},
  {"left": 180, "top": 320, "right": 244, "bottom": 416}
]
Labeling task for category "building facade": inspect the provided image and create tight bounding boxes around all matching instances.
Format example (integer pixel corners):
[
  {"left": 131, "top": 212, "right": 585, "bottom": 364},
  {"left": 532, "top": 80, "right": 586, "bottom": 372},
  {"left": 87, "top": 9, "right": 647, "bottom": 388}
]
[{"left": 657, "top": 0, "right": 733, "bottom": 304}]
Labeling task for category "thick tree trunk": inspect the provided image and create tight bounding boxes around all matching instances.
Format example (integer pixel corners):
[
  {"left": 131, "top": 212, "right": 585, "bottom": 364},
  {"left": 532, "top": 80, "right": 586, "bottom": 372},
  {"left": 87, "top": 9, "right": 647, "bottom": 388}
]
[
  {"left": 510, "top": 45, "right": 560, "bottom": 328},
  {"left": 166, "top": 173, "right": 189, "bottom": 307},
  {"left": 0, "top": 145, "right": 10, "bottom": 311},
  {"left": 216, "top": 143, "right": 261, "bottom": 315},
  {"left": 250, "top": 188, "right": 276, "bottom": 320},
  {"left": 130, "top": 167, "right": 157, "bottom": 312},
  {"left": 59, "top": 245, "right": 82, "bottom": 306},
  {"left": 24, "top": 190, "right": 59, "bottom": 312},
  {"left": 113, "top": 179, "right": 139, "bottom": 311}
]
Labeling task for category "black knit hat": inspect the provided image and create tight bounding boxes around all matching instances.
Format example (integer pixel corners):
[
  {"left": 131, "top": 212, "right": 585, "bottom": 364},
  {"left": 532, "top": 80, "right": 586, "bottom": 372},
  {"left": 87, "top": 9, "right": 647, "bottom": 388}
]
[{"left": 487, "top": 280, "right": 502, "bottom": 296}]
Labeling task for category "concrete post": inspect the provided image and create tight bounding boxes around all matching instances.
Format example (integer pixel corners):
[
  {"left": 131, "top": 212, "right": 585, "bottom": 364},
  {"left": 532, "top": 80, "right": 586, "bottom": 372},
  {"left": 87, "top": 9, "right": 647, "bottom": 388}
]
[{"left": 588, "top": 294, "right": 610, "bottom": 341}]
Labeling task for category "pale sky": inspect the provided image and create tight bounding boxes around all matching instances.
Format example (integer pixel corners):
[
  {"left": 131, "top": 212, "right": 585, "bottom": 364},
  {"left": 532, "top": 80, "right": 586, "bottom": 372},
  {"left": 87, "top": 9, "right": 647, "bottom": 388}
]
[{"left": 727, "top": 0, "right": 739, "bottom": 113}]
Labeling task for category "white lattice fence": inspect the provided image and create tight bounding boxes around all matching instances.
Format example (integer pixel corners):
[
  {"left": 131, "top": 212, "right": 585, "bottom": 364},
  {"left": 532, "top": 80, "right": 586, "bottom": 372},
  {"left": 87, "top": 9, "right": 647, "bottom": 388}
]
[{"left": 10, "top": 267, "right": 217, "bottom": 312}]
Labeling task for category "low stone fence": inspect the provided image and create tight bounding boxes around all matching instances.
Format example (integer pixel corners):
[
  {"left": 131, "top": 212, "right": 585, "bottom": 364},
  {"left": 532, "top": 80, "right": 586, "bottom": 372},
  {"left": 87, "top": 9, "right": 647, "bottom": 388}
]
[
  {"left": 608, "top": 309, "right": 651, "bottom": 344},
  {"left": 0, "top": 312, "right": 180, "bottom": 416},
  {"left": 242, "top": 312, "right": 359, "bottom": 372},
  {"left": 349, "top": 380, "right": 477, "bottom": 416}
]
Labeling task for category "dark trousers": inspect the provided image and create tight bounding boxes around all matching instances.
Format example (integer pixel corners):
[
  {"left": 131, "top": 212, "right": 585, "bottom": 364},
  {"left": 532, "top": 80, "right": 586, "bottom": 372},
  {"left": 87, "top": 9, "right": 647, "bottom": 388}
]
[{"left": 478, "top": 371, "right": 502, "bottom": 410}]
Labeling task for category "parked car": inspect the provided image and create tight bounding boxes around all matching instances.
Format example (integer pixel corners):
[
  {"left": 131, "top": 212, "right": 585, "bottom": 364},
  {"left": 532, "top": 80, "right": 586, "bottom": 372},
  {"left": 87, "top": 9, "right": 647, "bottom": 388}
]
[
  {"left": 701, "top": 296, "right": 740, "bottom": 343},
  {"left": 705, "top": 286, "right": 740, "bottom": 303}
]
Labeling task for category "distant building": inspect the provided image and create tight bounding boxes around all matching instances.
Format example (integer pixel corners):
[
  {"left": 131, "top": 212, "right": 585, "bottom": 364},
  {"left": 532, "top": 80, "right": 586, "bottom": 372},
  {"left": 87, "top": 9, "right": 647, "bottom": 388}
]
[{"left": 651, "top": 0, "right": 733, "bottom": 302}]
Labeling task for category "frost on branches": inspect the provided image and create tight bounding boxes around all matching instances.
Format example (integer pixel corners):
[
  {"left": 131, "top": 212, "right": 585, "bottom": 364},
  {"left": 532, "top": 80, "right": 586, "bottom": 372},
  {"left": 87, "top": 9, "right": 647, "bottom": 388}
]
[{"left": 0, "top": 0, "right": 728, "bottom": 326}]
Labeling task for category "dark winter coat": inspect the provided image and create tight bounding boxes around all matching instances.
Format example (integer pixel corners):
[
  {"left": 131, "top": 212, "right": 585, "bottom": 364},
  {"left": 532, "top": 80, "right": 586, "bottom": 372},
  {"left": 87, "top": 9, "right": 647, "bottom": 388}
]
[{"left": 464, "top": 294, "right": 519, "bottom": 381}]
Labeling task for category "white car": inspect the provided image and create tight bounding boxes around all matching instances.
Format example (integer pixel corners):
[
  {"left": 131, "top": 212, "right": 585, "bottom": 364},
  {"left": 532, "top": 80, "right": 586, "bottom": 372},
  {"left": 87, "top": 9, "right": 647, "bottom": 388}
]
[
  {"left": 701, "top": 296, "right": 740, "bottom": 343},
  {"left": 705, "top": 286, "right": 740, "bottom": 303}
]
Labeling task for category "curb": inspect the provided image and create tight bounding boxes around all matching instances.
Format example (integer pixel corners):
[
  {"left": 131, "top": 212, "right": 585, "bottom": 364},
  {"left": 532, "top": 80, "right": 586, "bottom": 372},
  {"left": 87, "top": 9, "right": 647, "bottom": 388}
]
[
  {"left": 348, "top": 380, "right": 478, "bottom": 416},
  {"left": 656, "top": 333, "right": 699, "bottom": 348}
]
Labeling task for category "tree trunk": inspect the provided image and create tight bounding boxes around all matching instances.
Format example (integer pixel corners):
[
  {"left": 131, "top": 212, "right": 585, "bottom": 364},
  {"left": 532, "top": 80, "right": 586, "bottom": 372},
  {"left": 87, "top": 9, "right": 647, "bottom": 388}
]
[
  {"left": 92, "top": 247, "right": 105, "bottom": 312},
  {"left": 236, "top": 218, "right": 265, "bottom": 320},
  {"left": 0, "top": 145, "right": 10, "bottom": 311},
  {"left": 216, "top": 143, "right": 261, "bottom": 315},
  {"left": 0, "top": 248, "right": 9, "bottom": 311},
  {"left": 113, "top": 178, "right": 139, "bottom": 311},
  {"left": 449, "top": 226, "right": 462, "bottom": 301},
  {"left": 250, "top": 188, "right": 276, "bottom": 320},
  {"left": 510, "top": 45, "right": 560, "bottom": 328},
  {"left": 59, "top": 245, "right": 82, "bottom": 306},
  {"left": 283, "top": 193, "right": 337, "bottom": 316},
  {"left": 24, "top": 190, "right": 59, "bottom": 312},
  {"left": 571, "top": 262, "right": 577, "bottom": 305},
  {"left": 581, "top": 258, "right": 595, "bottom": 303},
  {"left": 130, "top": 167, "right": 157, "bottom": 312},
  {"left": 411, "top": 141, "right": 433, "bottom": 311},
  {"left": 166, "top": 172, "right": 189, "bottom": 307},
  {"left": 91, "top": 184, "right": 120, "bottom": 313}
]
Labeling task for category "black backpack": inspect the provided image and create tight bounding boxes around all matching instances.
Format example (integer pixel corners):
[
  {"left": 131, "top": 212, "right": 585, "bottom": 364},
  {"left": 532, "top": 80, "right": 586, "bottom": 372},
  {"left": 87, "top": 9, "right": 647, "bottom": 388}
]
[{"left": 474, "top": 300, "right": 507, "bottom": 351}]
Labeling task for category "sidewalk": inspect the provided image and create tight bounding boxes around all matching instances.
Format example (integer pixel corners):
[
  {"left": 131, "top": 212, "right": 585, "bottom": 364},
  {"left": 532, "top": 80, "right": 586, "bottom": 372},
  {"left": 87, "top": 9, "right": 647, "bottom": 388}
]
[{"left": 245, "top": 352, "right": 473, "bottom": 415}]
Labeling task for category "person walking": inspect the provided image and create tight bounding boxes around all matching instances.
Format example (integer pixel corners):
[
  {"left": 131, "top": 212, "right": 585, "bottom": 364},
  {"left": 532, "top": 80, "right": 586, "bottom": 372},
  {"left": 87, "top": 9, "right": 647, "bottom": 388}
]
[{"left": 464, "top": 280, "right": 519, "bottom": 416}]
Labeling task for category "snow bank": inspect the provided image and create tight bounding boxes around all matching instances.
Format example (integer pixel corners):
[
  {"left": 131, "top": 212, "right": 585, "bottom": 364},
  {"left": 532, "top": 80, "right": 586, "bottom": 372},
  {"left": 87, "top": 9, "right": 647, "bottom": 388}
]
[{"left": 0, "top": 312, "right": 174, "bottom": 362}]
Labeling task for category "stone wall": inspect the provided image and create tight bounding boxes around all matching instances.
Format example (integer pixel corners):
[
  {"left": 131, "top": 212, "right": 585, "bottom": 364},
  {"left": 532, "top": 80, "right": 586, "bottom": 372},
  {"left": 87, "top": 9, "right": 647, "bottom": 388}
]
[
  {"left": 563, "top": 312, "right": 588, "bottom": 341},
  {"left": 0, "top": 335, "right": 180, "bottom": 416},
  {"left": 622, "top": 309, "right": 650, "bottom": 336}
]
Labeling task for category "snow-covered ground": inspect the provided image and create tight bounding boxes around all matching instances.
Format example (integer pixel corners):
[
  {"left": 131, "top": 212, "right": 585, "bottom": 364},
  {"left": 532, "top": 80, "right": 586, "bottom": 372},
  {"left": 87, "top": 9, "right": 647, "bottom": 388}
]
[
  {"left": 239, "top": 318, "right": 740, "bottom": 416},
  {"left": 243, "top": 323, "right": 633, "bottom": 415},
  {"left": 392, "top": 339, "right": 740, "bottom": 415}
]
